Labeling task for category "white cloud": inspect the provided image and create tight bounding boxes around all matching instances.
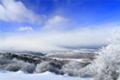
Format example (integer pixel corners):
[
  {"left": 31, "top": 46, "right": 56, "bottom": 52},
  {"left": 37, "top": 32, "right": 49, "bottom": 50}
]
[
  {"left": 47, "top": 16, "right": 65, "bottom": 26},
  {"left": 0, "top": 0, "right": 42, "bottom": 23},
  {"left": 43, "top": 15, "right": 69, "bottom": 31},
  {"left": 17, "top": 26, "right": 33, "bottom": 31}
]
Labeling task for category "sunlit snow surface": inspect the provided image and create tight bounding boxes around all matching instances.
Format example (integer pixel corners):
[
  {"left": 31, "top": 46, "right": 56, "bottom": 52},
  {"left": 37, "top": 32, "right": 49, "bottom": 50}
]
[{"left": 0, "top": 71, "right": 92, "bottom": 80}]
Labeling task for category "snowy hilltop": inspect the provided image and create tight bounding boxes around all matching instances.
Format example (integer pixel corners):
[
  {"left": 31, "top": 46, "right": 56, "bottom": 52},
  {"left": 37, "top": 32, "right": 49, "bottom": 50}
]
[{"left": 0, "top": 50, "right": 96, "bottom": 76}]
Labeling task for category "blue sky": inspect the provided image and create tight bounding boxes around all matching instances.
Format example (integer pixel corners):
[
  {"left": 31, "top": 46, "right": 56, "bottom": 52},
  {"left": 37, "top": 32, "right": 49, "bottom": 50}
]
[
  {"left": 0, "top": 0, "right": 120, "bottom": 51},
  {"left": 1, "top": 0, "right": 120, "bottom": 32}
]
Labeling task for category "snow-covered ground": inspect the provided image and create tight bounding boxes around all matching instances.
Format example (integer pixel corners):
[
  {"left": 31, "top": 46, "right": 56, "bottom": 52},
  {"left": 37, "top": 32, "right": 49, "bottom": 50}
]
[{"left": 0, "top": 71, "right": 92, "bottom": 80}]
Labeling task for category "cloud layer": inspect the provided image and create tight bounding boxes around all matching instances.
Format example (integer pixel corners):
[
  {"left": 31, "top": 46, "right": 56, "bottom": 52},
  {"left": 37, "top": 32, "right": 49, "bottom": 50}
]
[{"left": 0, "top": 25, "right": 119, "bottom": 51}]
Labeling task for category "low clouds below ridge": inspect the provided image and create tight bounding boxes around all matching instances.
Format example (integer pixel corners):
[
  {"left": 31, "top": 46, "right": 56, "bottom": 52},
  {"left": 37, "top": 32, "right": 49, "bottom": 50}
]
[{"left": 0, "top": 26, "right": 119, "bottom": 51}]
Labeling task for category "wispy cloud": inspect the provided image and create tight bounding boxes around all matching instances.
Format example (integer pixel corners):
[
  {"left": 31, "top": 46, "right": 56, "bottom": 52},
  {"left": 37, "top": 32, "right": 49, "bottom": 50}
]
[
  {"left": 0, "top": 0, "right": 43, "bottom": 23},
  {"left": 43, "top": 15, "right": 69, "bottom": 31},
  {"left": 17, "top": 26, "right": 33, "bottom": 32}
]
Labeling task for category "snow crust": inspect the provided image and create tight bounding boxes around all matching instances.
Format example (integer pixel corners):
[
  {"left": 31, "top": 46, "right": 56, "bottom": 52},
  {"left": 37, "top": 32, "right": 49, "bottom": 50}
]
[{"left": 0, "top": 71, "right": 92, "bottom": 80}]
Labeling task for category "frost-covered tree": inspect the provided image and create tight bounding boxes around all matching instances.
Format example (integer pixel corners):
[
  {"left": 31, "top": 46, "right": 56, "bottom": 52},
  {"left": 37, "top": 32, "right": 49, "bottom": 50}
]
[
  {"left": 35, "top": 61, "right": 51, "bottom": 73},
  {"left": 62, "top": 61, "right": 85, "bottom": 76},
  {"left": 85, "top": 31, "right": 120, "bottom": 80},
  {"left": 21, "top": 63, "right": 35, "bottom": 73}
]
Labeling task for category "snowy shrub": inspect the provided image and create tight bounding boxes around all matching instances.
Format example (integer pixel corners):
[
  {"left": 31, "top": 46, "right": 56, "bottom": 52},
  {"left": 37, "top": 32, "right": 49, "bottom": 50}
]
[
  {"left": 0, "top": 58, "right": 12, "bottom": 65},
  {"left": 78, "top": 65, "right": 96, "bottom": 78},
  {"left": 35, "top": 61, "right": 62, "bottom": 74},
  {"left": 12, "top": 59, "right": 36, "bottom": 73},
  {"left": 0, "top": 54, "right": 14, "bottom": 65},
  {"left": 35, "top": 61, "right": 51, "bottom": 73},
  {"left": 84, "top": 31, "right": 120, "bottom": 80},
  {"left": 62, "top": 61, "right": 82, "bottom": 71},
  {"left": 3, "top": 58, "right": 35, "bottom": 73},
  {"left": 21, "top": 63, "right": 35, "bottom": 73},
  {"left": 94, "top": 45, "right": 120, "bottom": 80},
  {"left": 62, "top": 61, "right": 85, "bottom": 76},
  {"left": 5, "top": 63, "right": 21, "bottom": 71}
]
